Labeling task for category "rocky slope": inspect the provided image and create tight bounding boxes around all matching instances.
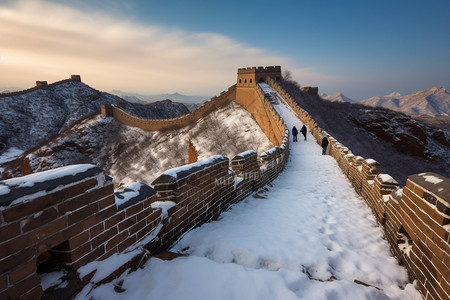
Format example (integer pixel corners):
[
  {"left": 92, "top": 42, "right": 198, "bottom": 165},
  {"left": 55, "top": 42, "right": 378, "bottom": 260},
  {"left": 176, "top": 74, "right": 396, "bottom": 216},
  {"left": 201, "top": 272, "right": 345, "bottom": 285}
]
[
  {"left": 282, "top": 80, "right": 450, "bottom": 185},
  {"left": 2, "top": 102, "right": 273, "bottom": 188},
  {"left": 0, "top": 81, "right": 189, "bottom": 154}
]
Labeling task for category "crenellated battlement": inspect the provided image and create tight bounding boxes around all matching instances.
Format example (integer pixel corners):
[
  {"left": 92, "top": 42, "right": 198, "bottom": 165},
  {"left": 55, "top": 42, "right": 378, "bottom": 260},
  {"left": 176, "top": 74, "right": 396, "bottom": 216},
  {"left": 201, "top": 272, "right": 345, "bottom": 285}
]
[{"left": 237, "top": 66, "right": 281, "bottom": 88}]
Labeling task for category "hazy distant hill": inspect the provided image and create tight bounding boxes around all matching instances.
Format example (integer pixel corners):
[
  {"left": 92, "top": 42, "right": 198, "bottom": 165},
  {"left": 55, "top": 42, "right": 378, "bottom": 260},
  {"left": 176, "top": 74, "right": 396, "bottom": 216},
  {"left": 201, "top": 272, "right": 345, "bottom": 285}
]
[
  {"left": 360, "top": 87, "right": 450, "bottom": 117},
  {"left": 111, "top": 90, "right": 210, "bottom": 104},
  {"left": 322, "top": 92, "right": 355, "bottom": 103}
]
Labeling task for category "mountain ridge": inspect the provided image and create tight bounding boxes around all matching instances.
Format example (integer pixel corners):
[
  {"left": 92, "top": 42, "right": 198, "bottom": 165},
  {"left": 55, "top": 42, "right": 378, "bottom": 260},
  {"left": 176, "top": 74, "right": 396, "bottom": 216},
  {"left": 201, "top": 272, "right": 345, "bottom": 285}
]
[
  {"left": 322, "top": 86, "right": 450, "bottom": 117},
  {"left": 111, "top": 89, "right": 209, "bottom": 104}
]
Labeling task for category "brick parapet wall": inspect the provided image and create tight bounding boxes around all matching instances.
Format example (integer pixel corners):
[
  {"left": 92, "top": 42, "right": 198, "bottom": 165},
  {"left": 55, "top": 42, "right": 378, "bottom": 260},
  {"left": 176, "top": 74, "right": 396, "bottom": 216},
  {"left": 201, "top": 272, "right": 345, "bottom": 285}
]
[
  {"left": 272, "top": 78, "right": 450, "bottom": 300},
  {"left": 0, "top": 165, "right": 164, "bottom": 299},
  {"left": 101, "top": 84, "right": 237, "bottom": 131}
]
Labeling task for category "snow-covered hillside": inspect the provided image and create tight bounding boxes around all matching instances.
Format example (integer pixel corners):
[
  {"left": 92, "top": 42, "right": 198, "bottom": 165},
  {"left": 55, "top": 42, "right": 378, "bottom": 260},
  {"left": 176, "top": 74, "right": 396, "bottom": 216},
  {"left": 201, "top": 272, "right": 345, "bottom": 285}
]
[
  {"left": 360, "top": 86, "right": 450, "bottom": 117},
  {"left": 0, "top": 81, "right": 189, "bottom": 155},
  {"left": 4, "top": 102, "right": 273, "bottom": 188}
]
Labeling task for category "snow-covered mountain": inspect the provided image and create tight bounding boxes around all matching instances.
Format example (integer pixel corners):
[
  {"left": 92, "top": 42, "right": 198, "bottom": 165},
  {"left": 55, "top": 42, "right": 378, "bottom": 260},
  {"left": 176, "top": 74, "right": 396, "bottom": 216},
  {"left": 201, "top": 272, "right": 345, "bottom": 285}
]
[
  {"left": 111, "top": 90, "right": 209, "bottom": 104},
  {"left": 3, "top": 102, "right": 273, "bottom": 188},
  {"left": 0, "top": 81, "right": 189, "bottom": 155},
  {"left": 360, "top": 87, "right": 450, "bottom": 117},
  {"left": 322, "top": 92, "right": 354, "bottom": 103}
]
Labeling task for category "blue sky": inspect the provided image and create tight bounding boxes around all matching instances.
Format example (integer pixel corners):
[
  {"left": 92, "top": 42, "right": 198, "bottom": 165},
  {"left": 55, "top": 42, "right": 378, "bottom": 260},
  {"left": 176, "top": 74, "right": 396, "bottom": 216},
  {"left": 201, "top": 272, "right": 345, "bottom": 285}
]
[{"left": 1, "top": 0, "right": 449, "bottom": 99}]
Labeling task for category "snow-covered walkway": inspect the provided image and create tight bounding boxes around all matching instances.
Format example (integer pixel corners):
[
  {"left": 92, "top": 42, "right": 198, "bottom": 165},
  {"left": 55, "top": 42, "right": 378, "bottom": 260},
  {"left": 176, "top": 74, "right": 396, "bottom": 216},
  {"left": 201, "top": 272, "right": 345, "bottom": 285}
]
[{"left": 85, "top": 90, "right": 421, "bottom": 299}]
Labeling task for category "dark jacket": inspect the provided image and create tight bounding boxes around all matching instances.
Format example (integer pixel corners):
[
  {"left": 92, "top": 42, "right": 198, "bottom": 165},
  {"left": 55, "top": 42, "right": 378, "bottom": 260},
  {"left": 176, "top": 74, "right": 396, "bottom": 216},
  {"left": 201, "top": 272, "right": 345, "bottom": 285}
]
[
  {"left": 321, "top": 137, "right": 329, "bottom": 147},
  {"left": 292, "top": 126, "right": 298, "bottom": 136},
  {"left": 300, "top": 125, "right": 307, "bottom": 134}
]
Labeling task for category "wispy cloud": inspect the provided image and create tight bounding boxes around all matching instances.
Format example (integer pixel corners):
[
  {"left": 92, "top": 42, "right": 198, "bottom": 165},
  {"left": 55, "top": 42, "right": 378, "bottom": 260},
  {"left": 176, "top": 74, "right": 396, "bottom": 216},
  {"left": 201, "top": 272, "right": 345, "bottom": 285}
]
[{"left": 0, "top": 0, "right": 321, "bottom": 95}]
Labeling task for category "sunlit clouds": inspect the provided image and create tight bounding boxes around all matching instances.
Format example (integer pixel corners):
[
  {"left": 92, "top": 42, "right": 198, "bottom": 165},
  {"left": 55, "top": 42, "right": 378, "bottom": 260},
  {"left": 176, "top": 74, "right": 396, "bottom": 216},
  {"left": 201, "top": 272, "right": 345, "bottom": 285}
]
[{"left": 0, "top": 0, "right": 317, "bottom": 95}]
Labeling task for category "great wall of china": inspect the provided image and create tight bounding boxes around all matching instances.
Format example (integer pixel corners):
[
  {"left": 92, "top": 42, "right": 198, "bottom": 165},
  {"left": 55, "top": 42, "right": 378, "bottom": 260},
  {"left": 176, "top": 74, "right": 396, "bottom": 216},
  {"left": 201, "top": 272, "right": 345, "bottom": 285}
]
[{"left": 0, "top": 67, "right": 448, "bottom": 299}]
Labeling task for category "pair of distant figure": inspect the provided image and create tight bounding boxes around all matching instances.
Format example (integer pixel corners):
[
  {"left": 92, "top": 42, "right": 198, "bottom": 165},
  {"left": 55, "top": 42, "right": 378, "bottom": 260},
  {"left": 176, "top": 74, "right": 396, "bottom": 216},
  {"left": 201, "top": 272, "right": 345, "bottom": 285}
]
[
  {"left": 292, "top": 125, "right": 307, "bottom": 142},
  {"left": 292, "top": 125, "right": 329, "bottom": 155}
]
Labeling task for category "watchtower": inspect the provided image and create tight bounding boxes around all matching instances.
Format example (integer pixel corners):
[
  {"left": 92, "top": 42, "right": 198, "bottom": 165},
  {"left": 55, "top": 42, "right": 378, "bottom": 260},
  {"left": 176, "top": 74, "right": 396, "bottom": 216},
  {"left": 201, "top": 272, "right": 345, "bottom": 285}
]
[{"left": 237, "top": 66, "right": 281, "bottom": 88}]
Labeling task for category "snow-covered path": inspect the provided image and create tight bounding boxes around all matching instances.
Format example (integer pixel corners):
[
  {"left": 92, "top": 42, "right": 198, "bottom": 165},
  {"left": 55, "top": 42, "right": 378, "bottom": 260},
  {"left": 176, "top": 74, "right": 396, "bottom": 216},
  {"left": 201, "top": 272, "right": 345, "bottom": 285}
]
[{"left": 86, "top": 90, "right": 421, "bottom": 299}]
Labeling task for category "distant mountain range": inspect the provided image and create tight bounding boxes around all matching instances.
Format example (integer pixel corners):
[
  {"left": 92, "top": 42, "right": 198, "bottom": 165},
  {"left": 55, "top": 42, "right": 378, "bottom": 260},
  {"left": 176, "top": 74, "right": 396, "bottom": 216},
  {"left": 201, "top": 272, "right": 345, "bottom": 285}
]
[
  {"left": 321, "top": 87, "right": 450, "bottom": 118},
  {"left": 321, "top": 92, "right": 354, "bottom": 103},
  {"left": 111, "top": 90, "right": 209, "bottom": 105}
]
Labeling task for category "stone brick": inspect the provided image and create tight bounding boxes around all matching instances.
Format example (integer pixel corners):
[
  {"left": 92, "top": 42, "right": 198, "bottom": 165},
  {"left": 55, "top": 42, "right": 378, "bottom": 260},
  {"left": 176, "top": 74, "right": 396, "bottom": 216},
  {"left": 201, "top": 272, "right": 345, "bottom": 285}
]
[
  {"left": 0, "top": 273, "right": 7, "bottom": 292},
  {"left": 36, "top": 222, "right": 84, "bottom": 254},
  {"left": 52, "top": 230, "right": 89, "bottom": 252},
  {"left": 0, "top": 272, "right": 40, "bottom": 300},
  {"left": 70, "top": 245, "right": 105, "bottom": 270},
  {"left": 52, "top": 241, "right": 91, "bottom": 263},
  {"left": 98, "top": 195, "right": 115, "bottom": 210},
  {"left": 21, "top": 207, "right": 58, "bottom": 232},
  {"left": 118, "top": 216, "right": 137, "bottom": 232},
  {"left": 422, "top": 254, "right": 439, "bottom": 281},
  {"left": 2, "top": 179, "right": 97, "bottom": 222},
  {"left": 0, "top": 247, "right": 35, "bottom": 276},
  {"left": 136, "top": 224, "right": 153, "bottom": 241},
  {"left": 441, "top": 277, "right": 450, "bottom": 298},
  {"left": 128, "top": 219, "right": 146, "bottom": 236},
  {"left": 9, "top": 260, "right": 36, "bottom": 285},
  {"left": 84, "top": 205, "right": 116, "bottom": 229},
  {"left": 425, "top": 279, "right": 441, "bottom": 300},
  {"left": 91, "top": 226, "right": 118, "bottom": 249},
  {"left": 28, "top": 217, "right": 67, "bottom": 244},
  {"left": 431, "top": 253, "right": 449, "bottom": 280},
  {"left": 0, "top": 222, "right": 21, "bottom": 242},
  {"left": 125, "top": 202, "right": 144, "bottom": 218},
  {"left": 425, "top": 237, "right": 445, "bottom": 261},
  {"left": 21, "top": 284, "right": 43, "bottom": 300},
  {"left": 105, "top": 231, "right": 128, "bottom": 251},
  {"left": 57, "top": 193, "right": 91, "bottom": 216},
  {"left": 67, "top": 202, "right": 98, "bottom": 225},
  {"left": 104, "top": 211, "right": 125, "bottom": 228},
  {"left": 89, "top": 222, "right": 105, "bottom": 240},
  {"left": 0, "top": 234, "right": 29, "bottom": 260},
  {"left": 117, "top": 235, "right": 137, "bottom": 252}
]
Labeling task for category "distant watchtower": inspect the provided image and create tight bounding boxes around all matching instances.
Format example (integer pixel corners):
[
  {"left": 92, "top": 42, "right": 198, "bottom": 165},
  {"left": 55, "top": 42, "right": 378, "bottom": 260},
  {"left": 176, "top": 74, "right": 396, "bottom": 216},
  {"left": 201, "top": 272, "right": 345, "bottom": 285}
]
[{"left": 237, "top": 66, "right": 281, "bottom": 88}]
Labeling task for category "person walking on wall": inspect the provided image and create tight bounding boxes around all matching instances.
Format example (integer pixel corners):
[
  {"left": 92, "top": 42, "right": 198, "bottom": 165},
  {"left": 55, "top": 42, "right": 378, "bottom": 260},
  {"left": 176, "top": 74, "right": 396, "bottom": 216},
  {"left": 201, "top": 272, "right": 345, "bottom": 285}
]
[
  {"left": 321, "top": 136, "right": 329, "bottom": 155},
  {"left": 292, "top": 126, "right": 298, "bottom": 142},
  {"left": 300, "top": 125, "right": 307, "bottom": 141}
]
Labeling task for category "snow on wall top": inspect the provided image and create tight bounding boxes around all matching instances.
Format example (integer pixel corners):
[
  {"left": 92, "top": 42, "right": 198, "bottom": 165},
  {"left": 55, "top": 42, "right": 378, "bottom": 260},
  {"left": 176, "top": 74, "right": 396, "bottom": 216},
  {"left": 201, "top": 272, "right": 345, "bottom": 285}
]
[
  {"left": 0, "top": 164, "right": 103, "bottom": 207},
  {"left": 152, "top": 155, "right": 228, "bottom": 184},
  {"left": 233, "top": 150, "right": 257, "bottom": 160},
  {"left": 377, "top": 174, "right": 399, "bottom": 185},
  {"left": 114, "top": 182, "right": 156, "bottom": 211},
  {"left": 409, "top": 172, "right": 449, "bottom": 205}
]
